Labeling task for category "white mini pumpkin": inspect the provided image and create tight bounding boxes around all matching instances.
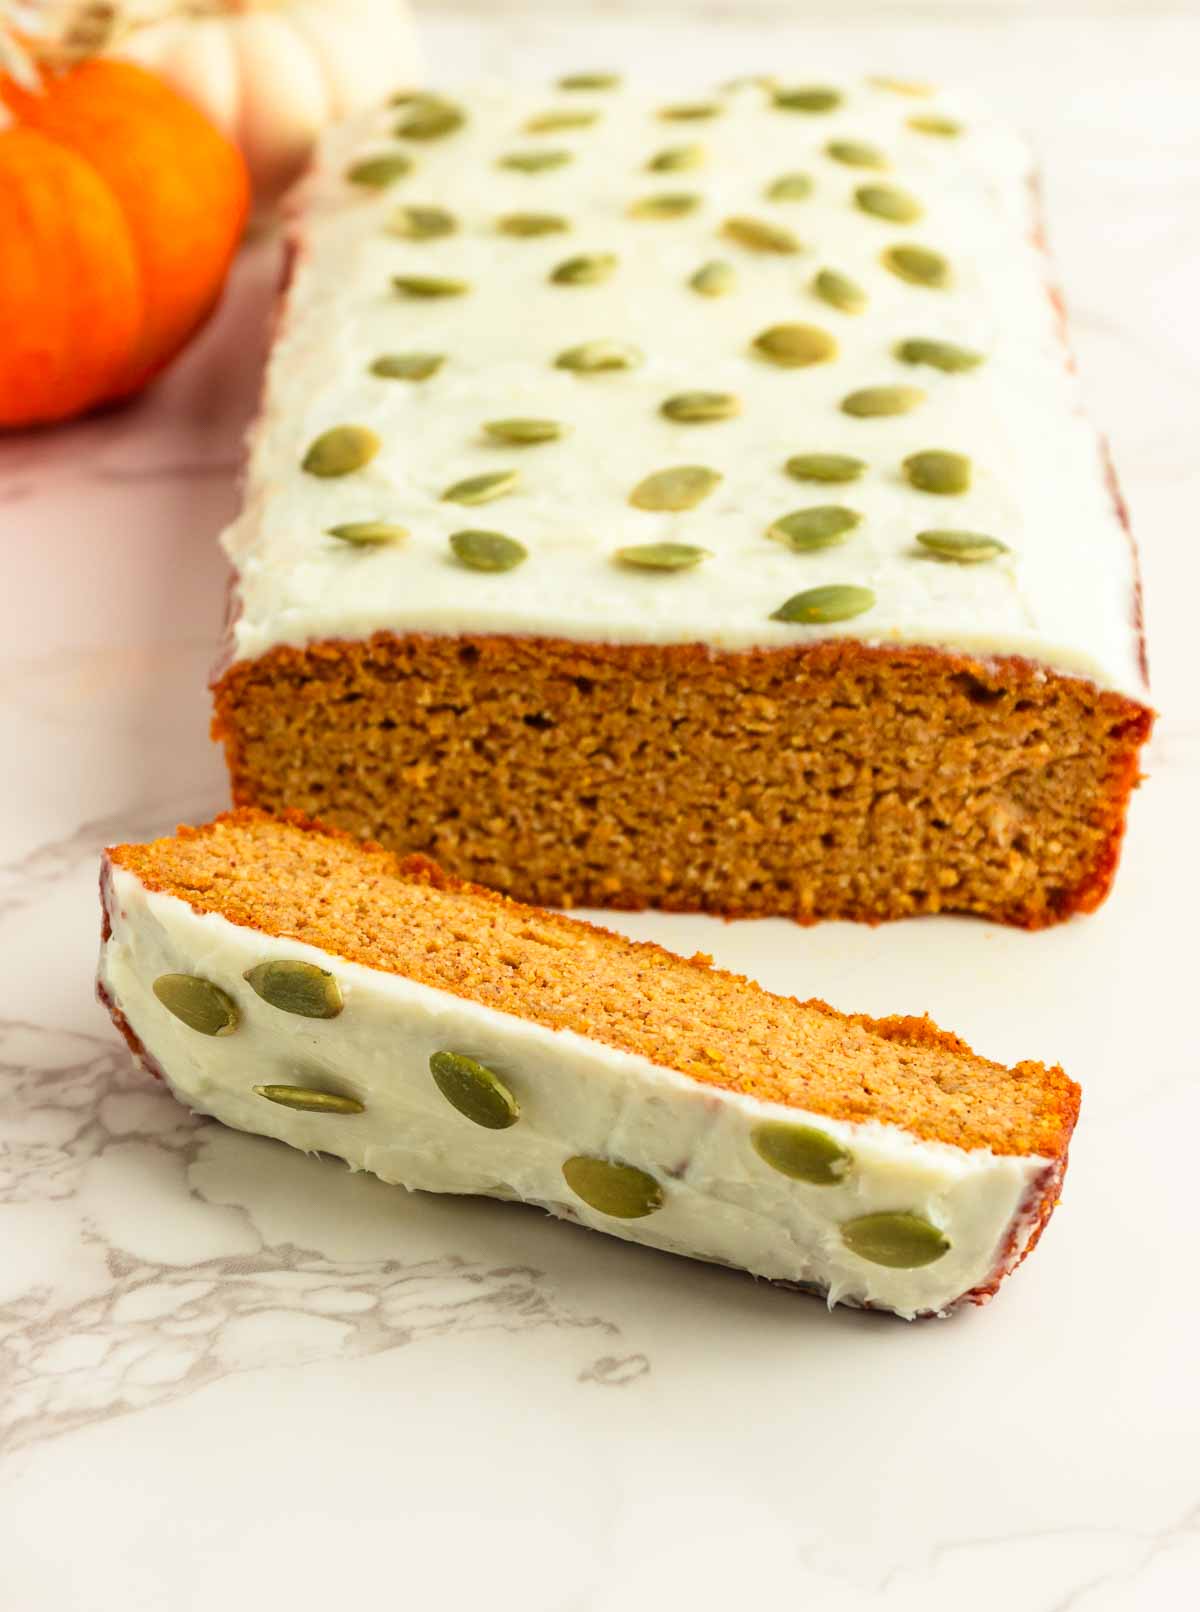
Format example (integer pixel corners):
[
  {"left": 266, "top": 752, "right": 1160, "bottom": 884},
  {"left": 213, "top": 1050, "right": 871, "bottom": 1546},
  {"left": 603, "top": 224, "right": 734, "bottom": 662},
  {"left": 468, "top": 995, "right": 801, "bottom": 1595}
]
[{"left": 109, "top": 0, "right": 423, "bottom": 205}]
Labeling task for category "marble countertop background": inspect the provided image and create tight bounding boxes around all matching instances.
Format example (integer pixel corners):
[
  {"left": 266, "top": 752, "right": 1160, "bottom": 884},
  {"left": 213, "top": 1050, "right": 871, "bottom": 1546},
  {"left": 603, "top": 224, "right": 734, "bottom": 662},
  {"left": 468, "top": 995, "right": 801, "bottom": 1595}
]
[{"left": 2, "top": 6, "right": 1199, "bottom": 1609}]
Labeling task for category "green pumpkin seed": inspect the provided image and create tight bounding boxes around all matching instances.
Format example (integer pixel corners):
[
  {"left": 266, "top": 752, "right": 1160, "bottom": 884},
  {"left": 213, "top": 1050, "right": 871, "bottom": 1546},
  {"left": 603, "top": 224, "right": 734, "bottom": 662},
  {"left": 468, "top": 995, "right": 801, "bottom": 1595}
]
[
  {"left": 346, "top": 152, "right": 412, "bottom": 188},
  {"left": 244, "top": 960, "right": 343, "bottom": 1019},
  {"left": 660, "top": 391, "right": 740, "bottom": 423},
  {"left": 784, "top": 453, "right": 866, "bottom": 484},
  {"left": 629, "top": 192, "right": 702, "bottom": 220},
  {"left": 869, "top": 76, "right": 934, "bottom": 97},
  {"left": 152, "top": 973, "right": 239, "bottom": 1037},
  {"left": 302, "top": 425, "right": 380, "bottom": 477},
  {"left": 765, "top": 171, "right": 814, "bottom": 202},
  {"left": 882, "top": 244, "right": 952, "bottom": 288},
  {"left": 841, "top": 1211, "right": 950, "bottom": 1268},
  {"left": 429, "top": 1050, "right": 519, "bottom": 1129},
  {"left": 752, "top": 323, "right": 837, "bottom": 367},
  {"left": 386, "top": 204, "right": 456, "bottom": 240},
  {"left": 894, "top": 337, "right": 983, "bottom": 373},
  {"left": 525, "top": 108, "right": 600, "bottom": 133},
  {"left": 441, "top": 469, "right": 520, "bottom": 506},
  {"left": 773, "top": 85, "right": 843, "bottom": 113},
  {"left": 855, "top": 183, "right": 923, "bottom": 224},
  {"left": 614, "top": 542, "right": 710, "bottom": 571},
  {"left": 629, "top": 465, "right": 722, "bottom": 512},
  {"left": 500, "top": 149, "right": 572, "bottom": 173},
  {"left": 751, "top": 1121, "right": 853, "bottom": 1184},
  {"left": 841, "top": 384, "right": 925, "bottom": 418},
  {"left": 771, "top": 584, "right": 875, "bottom": 623},
  {"left": 813, "top": 267, "right": 867, "bottom": 314},
  {"left": 660, "top": 102, "right": 720, "bottom": 121},
  {"left": 562, "top": 1155, "right": 664, "bottom": 1218},
  {"left": 450, "top": 529, "right": 528, "bottom": 571},
  {"left": 768, "top": 505, "right": 862, "bottom": 551},
  {"left": 555, "top": 340, "right": 643, "bottom": 373},
  {"left": 908, "top": 113, "right": 962, "bottom": 137},
  {"left": 648, "top": 143, "right": 706, "bottom": 173},
  {"left": 917, "top": 529, "right": 1009, "bottom": 562},
  {"left": 483, "top": 418, "right": 566, "bottom": 445},
  {"left": 395, "top": 99, "right": 464, "bottom": 141},
  {"left": 392, "top": 274, "right": 470, "bottom": 298},
  {"left": 253, "top": 1085, "right": 364, "bottom": 1116},
  {"left": 690, "top": 259, "right": 736, "bottom": 297},
  {"left": 827, "top": 139, "right": 888, "bottom": 169},
  {"left": 327, "top": 521, "right": 407, "bottom": 546},
  {"left": 558, "top": 72, "right": 621, "bottom": 91},
  {"left": 389, "top": 89, "right": 422, "bottom": 106},
  {"left": 550, "top": 251, "right": 618, "bottom": 285},
  {"left": 722, "top": 215, "right": 802, "bottom": 254},
  {"left": 370, "top": 352, "right": 445, "bottom": 381},
  {"left": 903, "top": 449, "right": 972, "bottom": 495},
  {"left": 496, "top": 211, "right": 570, "bottom": 237}
]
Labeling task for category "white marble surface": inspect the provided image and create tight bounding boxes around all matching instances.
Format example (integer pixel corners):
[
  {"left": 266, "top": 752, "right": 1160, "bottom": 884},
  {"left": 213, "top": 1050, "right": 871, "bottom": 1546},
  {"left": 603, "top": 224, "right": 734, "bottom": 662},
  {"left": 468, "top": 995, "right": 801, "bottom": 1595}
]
[{"left": 2, "top": 9, "right": 1199, "bottom": 1609}]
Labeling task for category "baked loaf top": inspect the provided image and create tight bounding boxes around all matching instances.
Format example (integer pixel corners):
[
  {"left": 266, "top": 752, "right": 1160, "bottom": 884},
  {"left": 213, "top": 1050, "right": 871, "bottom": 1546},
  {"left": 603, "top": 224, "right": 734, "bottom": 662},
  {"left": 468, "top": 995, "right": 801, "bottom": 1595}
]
[{"left": 222, "top": 75, "right": 1146, "bottom": 698}]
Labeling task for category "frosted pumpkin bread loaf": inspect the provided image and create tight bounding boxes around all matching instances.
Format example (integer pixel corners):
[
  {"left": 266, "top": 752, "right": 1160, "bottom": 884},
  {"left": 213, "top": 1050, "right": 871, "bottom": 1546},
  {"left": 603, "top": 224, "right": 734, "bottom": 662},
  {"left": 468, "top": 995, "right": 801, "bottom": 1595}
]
[
  {"left": 97, "top": 810, "right": 1080, "bottom": 1320},
  {"left": 212, "top": 74, "right": 1152, "bottom": 927}
]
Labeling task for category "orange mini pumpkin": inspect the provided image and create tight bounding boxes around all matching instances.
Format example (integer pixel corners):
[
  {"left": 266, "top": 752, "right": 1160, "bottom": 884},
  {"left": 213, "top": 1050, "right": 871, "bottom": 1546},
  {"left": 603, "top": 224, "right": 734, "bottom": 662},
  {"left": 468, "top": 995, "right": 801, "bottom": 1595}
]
[{"left": 0, "top": 58, "right": 250, "bottom": 428}]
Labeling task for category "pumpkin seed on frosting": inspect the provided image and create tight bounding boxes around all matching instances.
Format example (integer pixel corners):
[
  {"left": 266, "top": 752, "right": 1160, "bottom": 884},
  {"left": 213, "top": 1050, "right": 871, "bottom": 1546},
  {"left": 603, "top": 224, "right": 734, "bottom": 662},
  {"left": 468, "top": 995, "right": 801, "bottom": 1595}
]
[
  {"left": 882, "top": 243, "right": 952, "bottom": 288},
  {"left": 869, "top": 75, "right": 934, "bottom": 97},
  {"left": 614, "top": 542, "right": 710, "bottom": 571},
  {"left": 429, "top": 1051, "right": 520, "bottom": 1130},
  {"left": 370, "top": 352, "right": 445, "bottom": 381},
  {"left": 441, "top": 468, "right": 520, "bottom": 506},
  {"left": 629, "top": 192, "right": 702, "bottom": 219},
  {"left": 659, "top": 102, "right": 720, "bottom": 121},
  {"left": 841, "top": 384, "right": 925, "bottom": 418},
  {"left": 841, "top": 1211, "right": 950, "bottom": 1268},
  {"left": 302, "top": 425, "right": 380, "bottom": 477},
  {"left": 908, "top": 113, "right": 962, "bottom": 137},
  {"left": 327, "top": 521, "right": 407, "bottom": 546},
  {"left": 855, "top": 182, "right": 923, "bottom": 223},
  {"left": 768, "top": 505, "right": 862, "bottom": 551},
  {"left": 386, "top": 204, "right": 457, "bottom": 240},
  {"left": 525, "top": 108, "right": 600, "bottom": 134},
  {"left": 648, "top": 143, "right": 706, "bottom": 172},
  {"left": 153, "top": 973, "right": 238, "bottom": 1037},
  {"left": 812, "top": 268, "right": 867, "bottom": 314},
  {"left": 690, "top": 259, "right": 736, "bottom": 297},
  {"left": 771, "top": 584, "right": 875, "bottom": 623},
  {"left": 253, "top": 1086, "right": 364, "bottom": 1115},
  {"left": 499, "top": 149, "right": 573, "bottom": 173},
  {"left": 346, "top": 152, "right": 412, "bottom": 188},
  {"left": 496, "top": 211, "right": 570, "bottom": 237},
  {"left": 660, "top": 391, "right": 741, "bottom": 423},
  {"left": 773, "top": 85, "right": 843, "bottom": 113},
  {"left": 244, "top": 960, "right": 344, "bottom": 1018},
  {"left": 550, "top": 251, "right": 618, "bottom": 285},
  {"left": 558, "top": 71, "right": 621, "bottom": 91},
  {"left": 562, "top": 1155, "right": 664, "bottom": 1218},
  {"left": 827, "top": 139, "right": 888, "bottom": 169},
  {"left": 395, "top": 98, "right": 464, "bottom": 141},
  {"left": 555, "top": 340, "right": 643, "bottom": 373},
  {"left": 784, "top": 452, "right": 866, "bottom": 484},
  {"left": 765, "top": 172, "right": 814, "bottom": 202},
  {"left": 629, "top": 465, "right": 722, "bottom": 512},
  {"left": 722, "top": 215, "right": 802, "bottom": 254},
  {"left": 483, "top": 418, "right": 567, "bottom": 445},
  {"left": 917, "top": 529, "right": 1009, "bottom": 562},
  {"left": 894, "top": 336, "right": 982, "bottom": 372},
  {"left": 752, "top": 323, "right": 837, "bottom": 367},
  {"left": 392, "top": 273, "right": 470, "bottom": 298},
  {"left": 903, "top": 449, "right": 972, "bottom": 495},
  {"left": 751, "top": 1121, "right": 852, "bottom": 1184},
  {"left": 449, "top": 529, "right": 528, "bottom": 571}
]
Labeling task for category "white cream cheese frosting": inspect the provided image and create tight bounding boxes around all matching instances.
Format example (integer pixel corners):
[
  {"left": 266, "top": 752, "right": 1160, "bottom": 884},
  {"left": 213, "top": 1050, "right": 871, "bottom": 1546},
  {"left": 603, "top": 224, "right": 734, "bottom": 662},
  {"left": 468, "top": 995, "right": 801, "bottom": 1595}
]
[
  {"left": 220, "top": 74, "right": 1146, "bottom": 700},
  {"left": 98, "top": 863, "right": 1053, "bottom": 1320}
]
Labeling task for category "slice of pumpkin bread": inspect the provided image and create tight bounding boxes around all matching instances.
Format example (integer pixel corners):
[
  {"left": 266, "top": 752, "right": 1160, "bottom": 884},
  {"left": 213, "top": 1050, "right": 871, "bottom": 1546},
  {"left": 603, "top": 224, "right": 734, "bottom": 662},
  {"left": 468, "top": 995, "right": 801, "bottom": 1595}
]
[{"left": 97, "top": 809, "right": 1080, "bottom": 1319}]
